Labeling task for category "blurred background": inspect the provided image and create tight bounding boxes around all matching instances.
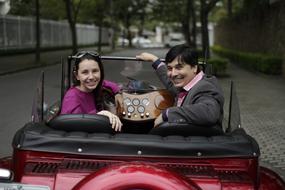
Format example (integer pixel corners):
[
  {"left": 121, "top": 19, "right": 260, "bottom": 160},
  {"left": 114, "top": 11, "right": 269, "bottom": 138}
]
[
  {"left": 0, "top": 0, "right": 285, "bottom": 180},
  {"left": 0, "top": 0, "right": 283, "bottom": 69}
]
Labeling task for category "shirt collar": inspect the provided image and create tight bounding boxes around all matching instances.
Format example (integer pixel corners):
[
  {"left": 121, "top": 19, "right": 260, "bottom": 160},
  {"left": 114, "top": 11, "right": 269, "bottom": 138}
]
[{"left": 183, "top": 71, "right": 204, "bottom": 91}]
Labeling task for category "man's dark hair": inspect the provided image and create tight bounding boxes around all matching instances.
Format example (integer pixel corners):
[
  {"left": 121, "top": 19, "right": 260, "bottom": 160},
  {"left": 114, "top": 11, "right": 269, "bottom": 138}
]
[{"left": 165, "top": 44, "right": 198, "bottom": 67}]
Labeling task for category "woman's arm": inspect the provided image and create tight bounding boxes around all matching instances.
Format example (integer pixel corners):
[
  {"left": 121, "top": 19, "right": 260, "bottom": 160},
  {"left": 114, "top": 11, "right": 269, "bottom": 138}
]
[
  {"left": 60, "top": 88, "right": 88, "bottom": 114},
  {"left": 60, "top": 97, "right": 83, "bottom": 114}
]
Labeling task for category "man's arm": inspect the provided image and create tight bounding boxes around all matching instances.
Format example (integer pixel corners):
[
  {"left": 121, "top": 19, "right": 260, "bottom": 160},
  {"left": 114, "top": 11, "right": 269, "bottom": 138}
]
[{"left": 166, "top": 81, "right": 224, "bottom": 126}]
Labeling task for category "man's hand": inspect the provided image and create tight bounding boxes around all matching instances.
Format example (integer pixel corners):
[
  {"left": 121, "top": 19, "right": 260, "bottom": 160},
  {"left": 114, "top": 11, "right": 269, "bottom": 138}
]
[
  {"left": 154, "top": 114, "right": 163, "bottom": 128},
  {"left": 136, "top": 52, "right": 159, "bottom": 62}
]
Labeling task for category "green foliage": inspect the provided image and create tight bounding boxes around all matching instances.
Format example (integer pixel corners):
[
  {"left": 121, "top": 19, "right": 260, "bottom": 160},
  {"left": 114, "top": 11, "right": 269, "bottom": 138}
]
[
  {"left": 210, "top": 0, "right": 245, "bottom": 22},
  {"left": 78, "top": 0, "right": 108, "bottom": 24},
  {"left": 152, "top": 0, "right": 187, "bottom": 23},
  {"left": 9, "top": 0, "right": 34, "bottom": 16},
  {"left": 208, "top": 57, "right": 228, "bottom": 76},
  {"left": 213, "top": 0, "right": 272, "bottom": 23},
  {"left": 40, "top": 0, "right": 66, "bottom": 20},
  {"left": 212, "top": 45, "right": 283, "bottom": 75},
  {"left": 10, "top": 0, "right": 66, "bottom": 20}
]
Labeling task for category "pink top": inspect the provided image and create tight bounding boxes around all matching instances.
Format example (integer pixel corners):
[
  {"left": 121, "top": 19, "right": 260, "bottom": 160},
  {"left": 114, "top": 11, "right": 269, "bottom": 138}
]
[{"left": 60, "top": 80, "right": 120, "bottom": 114}]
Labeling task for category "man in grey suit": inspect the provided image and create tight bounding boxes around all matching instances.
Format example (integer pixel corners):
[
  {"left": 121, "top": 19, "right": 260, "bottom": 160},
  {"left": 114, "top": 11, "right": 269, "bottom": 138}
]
[{"left": 136, "top": 44, "right": 224, "bottom": 132}]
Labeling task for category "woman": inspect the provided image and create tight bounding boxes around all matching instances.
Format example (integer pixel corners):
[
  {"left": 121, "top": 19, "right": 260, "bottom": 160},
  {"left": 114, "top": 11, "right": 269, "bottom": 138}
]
[{"left": 60, "top": 51, "right": 122, "bottom": 132}]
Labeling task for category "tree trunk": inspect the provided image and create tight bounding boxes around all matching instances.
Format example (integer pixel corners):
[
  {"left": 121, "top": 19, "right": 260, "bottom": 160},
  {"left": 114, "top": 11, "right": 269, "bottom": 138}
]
[
  {"left": 228, "top": 0, "right": 232, "bottom": 18},
  {"left": 126, "top": 14, "right": 132, "bottom": 47},
  {"left": 35, "top": 0, "right": 40, "bottom": 64},
  {"left": 70, "top": 21, "right": 78, "bottom": 54},
  {"left": 109, "top": 0, "right": 115, "bottom": 50},
  {"left": 183, "top": 0, "right": 192, "bottom": 46},
  {"left": 200, "top": 0, "right": 210, "bottom": 58},
  {"left": 97, "top": 20, "right": 102, "bottom": 53},
  {"left": 182, "top": 21, "right": 191, "bottom": 45},
  {"left": 138, "top": 11, "right": 145, "bottom": 36},
  {"left": 127, "top": 26, "right": 132, "bottom": 47},
  {"left": 64, "top": 0, "right": 78, "bottom": 54},
  {"left": 190, "top": 0, "right": 197, "bottom": 48},
  {"left": 200, "top": 0, "right": 220, "bottom": 57}
]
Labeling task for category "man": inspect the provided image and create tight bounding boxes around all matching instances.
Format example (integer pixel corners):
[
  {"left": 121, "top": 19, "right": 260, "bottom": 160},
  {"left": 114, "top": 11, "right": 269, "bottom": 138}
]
[{"left": 136, "top": 44, "right": 224, "bottom": 130}]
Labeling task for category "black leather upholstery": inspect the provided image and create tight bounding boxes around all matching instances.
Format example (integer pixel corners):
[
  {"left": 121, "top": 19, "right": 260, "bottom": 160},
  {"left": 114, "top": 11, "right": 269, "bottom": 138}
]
[
  {"left": 47, "top": 114, "right": 115, "bottom": 133},
  {"left": 13, "top": 122, "right": 260, "bottom": 158},
  {"left": 149, "top": 122, "right": 224, "bottom": 137}
]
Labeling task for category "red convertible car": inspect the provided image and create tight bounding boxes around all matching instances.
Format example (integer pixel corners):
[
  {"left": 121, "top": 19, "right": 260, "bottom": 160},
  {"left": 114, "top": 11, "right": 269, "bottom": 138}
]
[{"left": 0, "top": 55, "right": 284, "bottom": 190}]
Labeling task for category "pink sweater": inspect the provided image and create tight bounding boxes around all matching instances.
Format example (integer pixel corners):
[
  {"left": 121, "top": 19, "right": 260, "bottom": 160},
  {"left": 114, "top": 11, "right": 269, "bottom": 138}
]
[{"left": 60, "top": 80, "right": 120, "bottom": 114}]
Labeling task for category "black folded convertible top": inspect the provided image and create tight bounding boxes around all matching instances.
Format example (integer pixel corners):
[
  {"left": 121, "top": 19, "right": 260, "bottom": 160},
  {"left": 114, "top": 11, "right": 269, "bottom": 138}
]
[{"left": 13, "top": 122, "right": 260, "bottom": 158}]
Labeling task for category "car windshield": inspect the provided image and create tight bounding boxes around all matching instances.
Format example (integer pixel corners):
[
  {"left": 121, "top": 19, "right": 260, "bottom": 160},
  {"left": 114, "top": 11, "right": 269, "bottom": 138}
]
[{"left": 102, "top": 58, "right": 165, "bottom": 90}]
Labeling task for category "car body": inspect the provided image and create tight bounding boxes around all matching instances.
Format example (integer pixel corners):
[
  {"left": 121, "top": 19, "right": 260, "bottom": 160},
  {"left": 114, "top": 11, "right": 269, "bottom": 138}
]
[{"left": 0, "top": 56, "right": 284, "bottom": 190}]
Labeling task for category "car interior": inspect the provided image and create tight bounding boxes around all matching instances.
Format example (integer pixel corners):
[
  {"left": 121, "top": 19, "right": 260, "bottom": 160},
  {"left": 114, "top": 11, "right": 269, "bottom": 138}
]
[{"left": 20, "top": 56, "right": 259, "bottom": 158}]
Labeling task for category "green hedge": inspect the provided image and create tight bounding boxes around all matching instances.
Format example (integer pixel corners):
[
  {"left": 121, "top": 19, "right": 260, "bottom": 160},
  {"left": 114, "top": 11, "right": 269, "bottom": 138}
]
[
  {"left": 212, "top": 45, "right": 283, "bottom": 75},
  {"left": 208, "top": 57, "right": 228, "bottom": 76}
]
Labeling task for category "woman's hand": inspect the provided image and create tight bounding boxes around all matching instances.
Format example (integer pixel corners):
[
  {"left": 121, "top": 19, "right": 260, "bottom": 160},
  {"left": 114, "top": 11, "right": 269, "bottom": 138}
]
[
  {"left": 97, "top": 110, "right": 122, "bottom": 132},
  {"left": 136, "top": 53, "right": 159, "bottom": 62}
]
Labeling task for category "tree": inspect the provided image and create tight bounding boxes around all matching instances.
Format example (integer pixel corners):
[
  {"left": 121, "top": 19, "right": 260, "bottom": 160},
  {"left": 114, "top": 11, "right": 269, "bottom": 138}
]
[
  {"left": 9, "top": 0, "right": 34, "bottom": 16},
  {"left": 79, "top": 0, "right": 111, "bottom": 52},
  {"left": 108, "top": 0, "right": 116, "bottom": 50},
  {"left": 200, "top": 0, "right": 220, "bottom": 58},
  {"left": 10, "top": 0, "right": 42, "bottom": 63},
  {"left": 10, "top": 0, "right": 65, "bottom": 19},
  {"left": 227, "top": 0, "right": 232, "bottom": 17},
  {"left": 190, "top": 0, "right": 197, "bottom": 48},
  {"left": 40, "top": 0, "right": 65, "bottom": 20},
  {"left": 63, "top": 0, "right": 82, "bottom": 54},
  {"left": 181, "top": 0, "right": 191, "bottom": 46},
  {"left": 35, "top": 0, "right": 40, "bottom": 64},
  {"left": 79, "top": 0, "right": 147, "bottom": 49},
  {"left": 151, "top": 0, "right": 195, "bottom": 46},
  {"left": 106, "top": 0, "right": 150, "bottom": 47}
]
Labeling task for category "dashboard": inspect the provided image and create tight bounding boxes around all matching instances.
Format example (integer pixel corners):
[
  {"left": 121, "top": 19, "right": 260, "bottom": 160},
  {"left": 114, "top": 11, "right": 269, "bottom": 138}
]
[{"left": 117, "top": 90, "right": 174, "bottom": 121}]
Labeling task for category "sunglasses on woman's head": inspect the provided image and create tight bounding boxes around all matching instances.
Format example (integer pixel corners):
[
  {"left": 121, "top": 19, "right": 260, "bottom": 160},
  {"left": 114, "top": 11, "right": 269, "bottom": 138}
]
[{"left": 71, "top": 51, "right": 100, "bottom": 59}]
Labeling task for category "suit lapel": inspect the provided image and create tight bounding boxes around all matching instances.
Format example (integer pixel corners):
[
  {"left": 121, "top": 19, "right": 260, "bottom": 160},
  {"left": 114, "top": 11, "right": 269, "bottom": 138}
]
[{"left": 180, "top": 77, "right": 204, "bottom": 106}]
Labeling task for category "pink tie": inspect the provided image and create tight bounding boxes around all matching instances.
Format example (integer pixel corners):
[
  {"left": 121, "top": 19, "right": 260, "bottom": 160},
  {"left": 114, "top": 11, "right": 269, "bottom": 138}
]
[{"left": 177, "top": 90, "right": 187, "bottom": 106}]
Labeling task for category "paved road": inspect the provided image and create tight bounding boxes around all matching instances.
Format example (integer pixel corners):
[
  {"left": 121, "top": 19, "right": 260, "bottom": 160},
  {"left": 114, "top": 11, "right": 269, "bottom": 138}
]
[
  {"left": 218, "top": 62, "right": 285, "bottom": 180},
  {"left": 0, "top": 48, "right": 284, "bottom": 180}
]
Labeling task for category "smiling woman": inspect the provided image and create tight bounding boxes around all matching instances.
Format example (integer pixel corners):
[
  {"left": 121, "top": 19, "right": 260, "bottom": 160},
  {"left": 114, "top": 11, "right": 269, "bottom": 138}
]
[{"left": 60, "top": 51, "right": 123, "bottom": 132}]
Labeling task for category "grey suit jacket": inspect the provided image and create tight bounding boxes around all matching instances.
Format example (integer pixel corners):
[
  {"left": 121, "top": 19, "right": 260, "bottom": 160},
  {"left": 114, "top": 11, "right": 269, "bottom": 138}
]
[{"left": 155, "top": 64, "right": 224, "bottom": 127}]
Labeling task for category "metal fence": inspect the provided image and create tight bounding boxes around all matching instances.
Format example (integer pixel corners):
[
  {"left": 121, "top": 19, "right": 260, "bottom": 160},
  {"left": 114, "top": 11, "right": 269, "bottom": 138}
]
[{"left": 0, "top": 15, "right": 109, "bottom": 50}]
